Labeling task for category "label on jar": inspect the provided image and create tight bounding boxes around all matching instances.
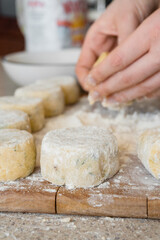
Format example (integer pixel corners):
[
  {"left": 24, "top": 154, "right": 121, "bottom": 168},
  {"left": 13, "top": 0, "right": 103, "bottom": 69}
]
[
  {"left": 20, "top": 0, "right": 87, "bottom": 52},
  {"left": 57, "top": 0, "right": 88, "bottom": 47}
]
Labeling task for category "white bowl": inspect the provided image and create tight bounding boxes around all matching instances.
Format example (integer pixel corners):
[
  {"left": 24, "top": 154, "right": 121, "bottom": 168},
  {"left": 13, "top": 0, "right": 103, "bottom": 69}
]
[{"left": 2, "top": 49, "right": 81, "bottom": 86}]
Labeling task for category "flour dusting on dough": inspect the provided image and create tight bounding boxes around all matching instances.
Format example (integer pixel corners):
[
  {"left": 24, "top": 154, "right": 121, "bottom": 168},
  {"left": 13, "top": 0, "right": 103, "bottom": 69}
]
[{"left": 1, "top": 96, "right": 160, "bottom": 199}]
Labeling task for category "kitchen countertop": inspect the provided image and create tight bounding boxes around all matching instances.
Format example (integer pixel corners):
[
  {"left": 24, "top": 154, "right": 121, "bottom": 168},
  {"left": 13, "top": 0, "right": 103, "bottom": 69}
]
[
  {"left": 0, "top": 61, "right": 160, "bottom": 240},
  {"left": 1, "top": 212, "right": 160, "bottom": 240}
]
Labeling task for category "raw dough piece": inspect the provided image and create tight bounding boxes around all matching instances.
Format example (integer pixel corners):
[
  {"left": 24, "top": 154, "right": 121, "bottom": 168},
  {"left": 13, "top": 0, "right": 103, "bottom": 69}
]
[
  {"left": 37, "top": 76, "right": 80, "bottom": 105},
  {"left": 138, "top": 128, "right": 160, "bottom": 179},
  {"left": 34, "top": 113, "right": 83, "bottom": 167},
  {"left": 0, "top": 96, "right": 44, "bottom": 132},
  {"left": 40, "top": 126, "right": 119, "bottom": 188},
  {"left": 0, "top": 109, "right": 31, "bottom": 132},
  {"left": 93, "top": 52, "right": 108, "bottom": 67},
  {"left": 89, "top": 52, "right": 132, "bottom": 109},
  {"left": 101, "top": 98, "right": 133, "bottom": 110},
  {"left": 88, "top": 92, "right": 133, "bottom": 110},
  {"left": 0, "top": 129, "right": 36, "bottom": 181},
  {"left": 15, "top": 83, "right": 65, "bottom": 117},
  {"left": 88, "top": 52, "right": 108, "bottom": 106}
]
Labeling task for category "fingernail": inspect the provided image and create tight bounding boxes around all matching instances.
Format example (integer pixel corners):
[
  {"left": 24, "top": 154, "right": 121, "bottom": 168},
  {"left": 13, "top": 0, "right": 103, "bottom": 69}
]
[
  {"left": 88, "top": 91, "right": 101, "bottom": 105},
  {"left": 86, "top": 74, "right": 96, "bottom": 87}
]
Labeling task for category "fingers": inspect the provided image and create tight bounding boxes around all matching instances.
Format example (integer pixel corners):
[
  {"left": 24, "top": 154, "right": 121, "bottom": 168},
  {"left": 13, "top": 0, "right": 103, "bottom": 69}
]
[
  {"left": 86, "top": 20, "right": 151, "bottom": 89},
  {"left": 76, "top": 3, "right": 119, "bottom": 91},
  {"left": 147, "top": 89, "right": 160, "bottom": 98},
  {"left": 117, "top": 13, "right": 140, "bottom": 44},
  {"left": 90, "top": 51, "right": 160, "bottom": 98},
  {"left": 106, "top": 71, "right": 160, "bottom": 104},
  {"left": 76, "top": 32, "right": 116, "bottom": 91}
]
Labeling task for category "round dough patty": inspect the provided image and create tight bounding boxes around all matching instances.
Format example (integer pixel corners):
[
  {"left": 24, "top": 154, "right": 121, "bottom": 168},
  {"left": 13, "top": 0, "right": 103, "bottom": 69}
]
[
  {"left": 0, "top": 129, "right": 36, "bottom": 181},
  {"left": 138, "top": 128, "right": 160, "bottom": 179},
  {"left": 40, "top": 126, "right": 119, "bottom": 188},
  {"left": 0, "top": 109, "right": 31, "bottom": 132},
  {"left": 0, "top": 96, "right": 44, "bottom": 132},
  {"left": 37, "top": 76, "right": 80, "bottom": 105},
  {"left": 15, "top": 83, "right": 65, "bottom": 117}
]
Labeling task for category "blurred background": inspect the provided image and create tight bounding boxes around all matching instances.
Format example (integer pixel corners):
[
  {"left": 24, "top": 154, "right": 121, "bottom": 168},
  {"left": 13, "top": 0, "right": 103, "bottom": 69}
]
[
  {"left": 0, "top": 0, "right": 112, "bottom": 56},
  {"left": 0, "top": 0, "right": 24, "bottom": 56}
]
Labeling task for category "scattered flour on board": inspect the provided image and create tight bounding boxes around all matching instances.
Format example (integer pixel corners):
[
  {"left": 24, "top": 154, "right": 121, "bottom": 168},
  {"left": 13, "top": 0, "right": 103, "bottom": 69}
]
[
  {"left": 0, "top": 96, "right": 160, "bottom": 201},
  {"left": 34, "top": 97, "right": 160, "bottom": 162},
  {"left": 0, "top": 168, "right": 56, "bottom": 193}
]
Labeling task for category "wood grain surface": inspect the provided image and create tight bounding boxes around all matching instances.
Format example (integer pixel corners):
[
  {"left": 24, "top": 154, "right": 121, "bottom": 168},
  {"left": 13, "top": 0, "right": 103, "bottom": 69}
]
[
  {"left": 57, "top": 154, "right": 159, "bottom": 218},
  {"left": 57, "top": 187, "right": 147, "bottom": 218},
  {"left": 0, "top": 65, "right": 160, "bottom": 219},
  {"left": 0, "top": 169, "right": 58, "bottom": 214},
  {"left": 0, "top": 155, "right": 160, "bottom": 219}
]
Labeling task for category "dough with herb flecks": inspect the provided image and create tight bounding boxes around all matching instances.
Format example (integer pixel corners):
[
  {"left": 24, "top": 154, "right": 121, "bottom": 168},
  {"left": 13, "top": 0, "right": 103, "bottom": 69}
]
[
  {"left": 37, "top": 76, "right": 80, "bottom": 105},
  {"left": 40, "top": 126, "right": 119, "bottom": 188},
  {"left": 138, "top": 128, "right": 160, "bottom": 179},
  {"left": 0, "top": 129, "right": 36, "bottom": 181},
  {"left": 15, "top": 83, "right": 65, "bottom": 117},
  {"left": 0, "top": 96, "right": 44, "bottom": 132},
  {"left": 0, "top": 109, "right": 31, "bottom": 132}
]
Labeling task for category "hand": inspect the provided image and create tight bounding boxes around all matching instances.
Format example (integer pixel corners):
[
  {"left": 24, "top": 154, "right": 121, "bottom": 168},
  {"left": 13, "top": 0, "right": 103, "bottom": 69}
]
[
  {"left": 84, "top": 9, "right": 160, "bottom": 104},
  {"left": 76, "top": 0, "right": 158, "bottom": 92}
]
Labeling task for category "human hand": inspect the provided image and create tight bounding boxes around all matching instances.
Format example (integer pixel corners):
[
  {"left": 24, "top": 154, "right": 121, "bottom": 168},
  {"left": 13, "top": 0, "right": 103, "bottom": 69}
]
[
  {"left": 76, "top": 0, "right": 158, "bottom": 92},
  {"left": 85, "top": 9, "right": 160, "bottom": 105}
]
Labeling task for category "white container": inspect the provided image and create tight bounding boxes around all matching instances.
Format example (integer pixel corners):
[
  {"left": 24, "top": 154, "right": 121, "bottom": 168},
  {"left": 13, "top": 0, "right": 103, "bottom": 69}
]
[{"left": 16, "top": 0, "right": 88, "bottom": 52}]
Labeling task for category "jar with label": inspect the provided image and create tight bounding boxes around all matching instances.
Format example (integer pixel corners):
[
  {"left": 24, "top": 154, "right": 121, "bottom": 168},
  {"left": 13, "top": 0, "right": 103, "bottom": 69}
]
[{"left": 16, "top": 0, "right": 88, "bottom": 52}]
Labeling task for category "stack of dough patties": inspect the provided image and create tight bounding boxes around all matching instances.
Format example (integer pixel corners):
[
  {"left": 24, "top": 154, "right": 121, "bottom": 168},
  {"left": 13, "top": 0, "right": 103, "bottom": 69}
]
[
  {"left": 0, "top": 76, "right": 80, "bottom": 181},
  {"left": 15, "top": 83, "right": 65, "bottom": 118},
  {"left": 36, "top": 75, "right": 80, "bottom": 105},
  {"left": 0, "top": 96, "right": 44, "bottom": 132}
]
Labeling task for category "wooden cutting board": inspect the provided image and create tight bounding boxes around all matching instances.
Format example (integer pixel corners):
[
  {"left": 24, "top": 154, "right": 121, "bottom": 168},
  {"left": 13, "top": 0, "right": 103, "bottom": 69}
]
[{"left": 0, "top": 154, "right": 160, "bottom": 219}]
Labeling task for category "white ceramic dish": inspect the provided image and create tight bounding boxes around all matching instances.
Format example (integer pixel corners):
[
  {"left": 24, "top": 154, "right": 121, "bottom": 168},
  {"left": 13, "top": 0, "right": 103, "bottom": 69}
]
[{"left": 2, "top": 49, "right": 81, "bottom": 86}]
